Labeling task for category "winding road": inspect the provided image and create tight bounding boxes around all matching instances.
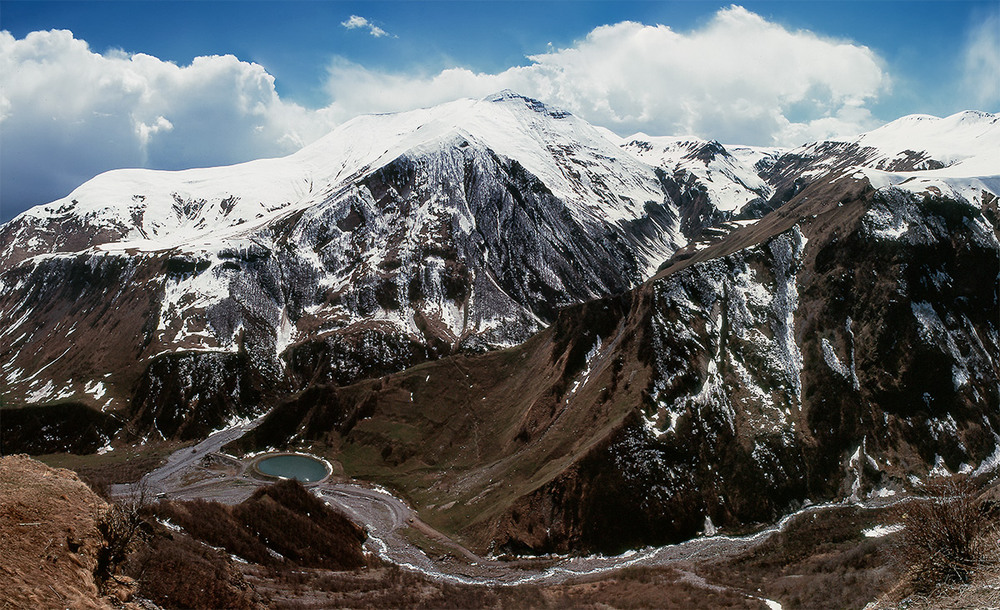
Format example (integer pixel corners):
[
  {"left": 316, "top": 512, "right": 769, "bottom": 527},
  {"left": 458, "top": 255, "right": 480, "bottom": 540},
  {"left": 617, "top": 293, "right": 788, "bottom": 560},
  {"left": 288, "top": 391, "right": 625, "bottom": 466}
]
[{"left": 115, "top": 419, "right": 911, "bottom": 589}]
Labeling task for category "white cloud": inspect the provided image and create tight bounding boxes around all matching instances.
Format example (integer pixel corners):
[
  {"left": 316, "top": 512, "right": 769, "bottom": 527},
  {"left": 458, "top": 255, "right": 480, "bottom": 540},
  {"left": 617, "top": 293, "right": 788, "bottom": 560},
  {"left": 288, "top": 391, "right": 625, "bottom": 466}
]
[
  {"left": 962, "top": 11, "right": 1000, "bottom": 108},
  {"left": 0, "top": 8, "right": 893, "bottom": 220},
  {"left": 341, "top": 15, "right": 390, "bottom": 38},
  {"left": 0, "top": 29, "right": 335, "bottom": 218},
  {"left": 325, "top": 6, "right": 888, "bottom": 146}
]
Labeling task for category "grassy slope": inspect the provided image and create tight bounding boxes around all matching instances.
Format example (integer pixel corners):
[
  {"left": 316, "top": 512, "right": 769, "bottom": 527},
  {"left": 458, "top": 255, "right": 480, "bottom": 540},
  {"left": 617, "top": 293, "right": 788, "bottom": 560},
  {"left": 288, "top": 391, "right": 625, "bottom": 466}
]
[{"left": 324, "top": 291, "right": 653, "bottom": 550}]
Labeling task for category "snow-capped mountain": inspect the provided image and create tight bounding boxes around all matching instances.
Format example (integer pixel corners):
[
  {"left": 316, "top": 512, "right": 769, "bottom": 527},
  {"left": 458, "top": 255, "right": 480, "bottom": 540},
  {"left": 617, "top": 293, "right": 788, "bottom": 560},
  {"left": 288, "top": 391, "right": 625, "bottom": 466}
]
[
  {"left": 2, "top": 92, "right": 999, "bottom": 556},
  {"left": 616, "top": 110, "right": 998, "bottom": 249},
  {"left": 1, "top": 96, "right": 997, "bottom": 454},
  {"left": 231, "top": 131, "right": 999, "bottom": 555},
  {"left": 621, "top": 135, "right": 781, "bottom": 215},
  {"left": 762, "top": 110, "right": 1000, "bottom": 212},
  {"left": 1, "top": 92, "right": 692, "bottom": 432},
  {"left": 2, "top": 91, "right": 678, "bottom": 269}
]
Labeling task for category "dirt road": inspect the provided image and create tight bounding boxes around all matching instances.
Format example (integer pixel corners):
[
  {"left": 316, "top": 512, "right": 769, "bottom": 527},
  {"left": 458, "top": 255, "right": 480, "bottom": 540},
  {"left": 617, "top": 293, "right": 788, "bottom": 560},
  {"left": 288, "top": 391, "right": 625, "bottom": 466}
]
[{"left": 111, "top": 415, "right": 267, "bottom": 501}]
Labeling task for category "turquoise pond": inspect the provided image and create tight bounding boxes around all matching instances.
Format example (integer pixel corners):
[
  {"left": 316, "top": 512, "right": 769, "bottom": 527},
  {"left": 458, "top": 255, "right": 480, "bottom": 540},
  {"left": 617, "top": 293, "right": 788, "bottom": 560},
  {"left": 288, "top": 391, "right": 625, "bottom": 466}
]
[{"left": 255, "top": 454, "right": 329, "bottom": 482}]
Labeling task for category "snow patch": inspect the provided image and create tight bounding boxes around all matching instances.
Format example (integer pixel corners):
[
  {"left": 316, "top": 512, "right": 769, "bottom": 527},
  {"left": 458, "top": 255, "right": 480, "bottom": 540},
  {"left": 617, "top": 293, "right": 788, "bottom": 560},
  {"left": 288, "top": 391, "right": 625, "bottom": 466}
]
[
  {"left": 702, "top": 516, "right": 718, "bottom": 536},
  {"left": 157, "top": 518, "right": 183, "bottom": 532},
  {"left": 863, "top": 524, "right": 904, "bottom": 538},
  {"left": 26, "top": 380, "right": 56, "bottom": 403},
  {"left": 974, "top": 439, "right": 1000, "bottom": 476},
  {"left": 84, "top": 380, "right": 107, "bottom": 400},
  {"left": 821, "top": 338, "right": 850, "bottom": 379},
  {"left": 566, "top": 339, "right": 601, "bottom": 402},
  {"left": 929, "top": 455, "right": 951, "bottom": 478}
]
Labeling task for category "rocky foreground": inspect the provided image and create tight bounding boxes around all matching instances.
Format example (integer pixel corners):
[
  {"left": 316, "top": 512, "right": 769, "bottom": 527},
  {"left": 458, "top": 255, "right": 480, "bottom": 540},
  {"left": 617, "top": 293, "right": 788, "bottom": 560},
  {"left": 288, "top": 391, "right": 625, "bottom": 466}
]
[{"left": 0, "top": 454, "right": 133, "bottom": 609}]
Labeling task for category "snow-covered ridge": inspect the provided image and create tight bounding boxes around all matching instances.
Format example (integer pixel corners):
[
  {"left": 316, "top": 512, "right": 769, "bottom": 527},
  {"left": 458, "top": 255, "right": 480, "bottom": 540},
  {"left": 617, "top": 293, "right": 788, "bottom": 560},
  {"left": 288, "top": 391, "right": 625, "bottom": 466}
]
[
  {"left": 621, "top": 135, "right": 781, "bottom": 213},
  {"left": 843, "top": 111, "right": 1000, "bottom": 205},
  {"left": 8, "top": 99, "right": 996, "bottom": 262},
  {"left": 9, "top": 90, "right": 668, "bottom": 258},
  {"left": 773, "top": 110, "right": 1000, "bottom": 206},
  {"left": 833, "top": 110, "right": 999, "bottom": 169},
  {"left": 290, "top": 89, "right": 671, "bottom": 226}
]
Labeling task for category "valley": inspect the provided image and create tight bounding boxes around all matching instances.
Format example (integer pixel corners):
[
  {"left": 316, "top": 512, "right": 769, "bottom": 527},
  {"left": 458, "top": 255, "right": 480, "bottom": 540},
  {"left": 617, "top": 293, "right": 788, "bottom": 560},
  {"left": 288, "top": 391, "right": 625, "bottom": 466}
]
[
  {"left": 2, "top": 91, "right": 999, "bottom": 607},
  {"left": 113, "top": 417, "right": 913, "bottom": 597}
]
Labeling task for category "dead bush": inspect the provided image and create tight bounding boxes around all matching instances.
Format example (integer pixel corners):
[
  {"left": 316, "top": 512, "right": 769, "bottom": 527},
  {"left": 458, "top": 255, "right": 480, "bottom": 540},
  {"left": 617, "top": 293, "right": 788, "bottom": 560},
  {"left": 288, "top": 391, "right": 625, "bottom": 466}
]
[
  {"left": 895, "top": 477, "right": 1000, "bottom": 595},
  {"left": 95, "top": 486, "right": 149, "bottom": 591}
]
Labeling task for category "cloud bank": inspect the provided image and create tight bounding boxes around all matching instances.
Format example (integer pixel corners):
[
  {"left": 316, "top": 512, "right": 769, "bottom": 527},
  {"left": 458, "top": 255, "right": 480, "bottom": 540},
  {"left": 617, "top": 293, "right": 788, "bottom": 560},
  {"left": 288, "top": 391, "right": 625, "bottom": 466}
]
[
  {"left": 324, "top": 6, "right": 889, "bottom": 145},
  {"left": 0, "top": 29, "right": 335, "bottom": 219},
  {"left": 962, "top": 10, "right": 1000, "bottom": 108},
  {"left": 1, "top": 6, "right": 893, "bottom": 219}
]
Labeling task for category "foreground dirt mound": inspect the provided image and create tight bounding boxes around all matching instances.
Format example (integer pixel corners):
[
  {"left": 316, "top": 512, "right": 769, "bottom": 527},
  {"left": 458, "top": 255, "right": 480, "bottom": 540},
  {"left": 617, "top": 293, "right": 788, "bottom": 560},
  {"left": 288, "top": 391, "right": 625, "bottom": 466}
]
[{"left": 0, "top": 454, "right": 111, "bottom": 609}]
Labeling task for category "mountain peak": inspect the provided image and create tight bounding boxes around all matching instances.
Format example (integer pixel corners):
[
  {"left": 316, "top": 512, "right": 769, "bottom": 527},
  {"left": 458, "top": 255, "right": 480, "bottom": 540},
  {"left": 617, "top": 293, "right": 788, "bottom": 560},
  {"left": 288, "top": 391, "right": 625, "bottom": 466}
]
[
  {"left": 482, "top": 89, "right": 572, "bottom": 119},
  {"left": 482, "top": 89, "right": 528, "bottom": 103},
  {"left": 872, "top": 109, "right": 998, "bottom": 131}
]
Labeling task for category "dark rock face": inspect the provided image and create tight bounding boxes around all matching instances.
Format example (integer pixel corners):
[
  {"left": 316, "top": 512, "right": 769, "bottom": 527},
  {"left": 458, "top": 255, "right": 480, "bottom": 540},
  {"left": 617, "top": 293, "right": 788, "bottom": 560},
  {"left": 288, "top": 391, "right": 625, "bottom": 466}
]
[
  {"left": 230, "top": 180, "right": 999, "bottom": 555},
  {"left": 124, "top": 351, "right": 272, "bottom": 441},
  {"left": 492, "top": 185, "right": 999, "bottom": 554},
  {"left": 0, "top": 402, "right": 121, "bottom": 454},
  {"left": 802, "top": 190, "right": 1000, "bottom": 470},
  {"left": 655, "top": 167, "right": 731, "bottom": 240},
  {"left": 275, "top": 143, "right": 671, "bottom": 351}
]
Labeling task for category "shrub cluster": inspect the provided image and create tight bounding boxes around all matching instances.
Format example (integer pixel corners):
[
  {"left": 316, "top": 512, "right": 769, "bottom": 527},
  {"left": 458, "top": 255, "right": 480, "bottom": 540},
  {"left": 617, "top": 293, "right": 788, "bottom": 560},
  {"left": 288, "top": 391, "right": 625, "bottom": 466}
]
[
  {"left": 95, "top": 489, "right": 150, "bottom": 591},
  {"left": 154, "top": 479, "right": 367, "bottom": 571},
  {"left": 896, "top": 477, "right": 1000, "bottom": 595},
  {"left": 127, "top": 532, "right": 260, "bottom": 609}
]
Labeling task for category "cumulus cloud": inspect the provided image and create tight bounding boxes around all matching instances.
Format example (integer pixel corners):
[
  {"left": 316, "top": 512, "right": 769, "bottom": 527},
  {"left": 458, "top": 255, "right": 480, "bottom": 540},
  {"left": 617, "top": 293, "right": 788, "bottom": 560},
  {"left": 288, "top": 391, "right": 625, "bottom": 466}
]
[
  {"left": 341, "top": 15, "right": 390, "bottom": 38},
  {"left": 962, "top": 10, "right": 1000, "bottom": 108},
  {"left": 324, "top": 6, "right": 888, "bottom": 145},
  {"left": 0, "top": 29, "right": 335, "bottom": 219},
  {"left": 1, "top": 7, "right": 893, "bottom": 220}
]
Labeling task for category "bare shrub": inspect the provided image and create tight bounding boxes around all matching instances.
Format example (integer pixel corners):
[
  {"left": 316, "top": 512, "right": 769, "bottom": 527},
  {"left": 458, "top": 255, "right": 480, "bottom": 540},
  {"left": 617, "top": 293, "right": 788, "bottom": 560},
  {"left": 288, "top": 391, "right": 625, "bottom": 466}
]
[
  {"left": 896, "top": 477, "right": 1000, "bottom": 595},
  {"left": 94, "top": 486, "right": 149, "bottom": 590}
]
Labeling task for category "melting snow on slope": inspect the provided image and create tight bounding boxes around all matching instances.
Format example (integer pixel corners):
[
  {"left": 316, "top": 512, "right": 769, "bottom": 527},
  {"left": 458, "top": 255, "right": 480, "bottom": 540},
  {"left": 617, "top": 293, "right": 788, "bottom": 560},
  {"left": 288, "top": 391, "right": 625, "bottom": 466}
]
[
  {"left": 621, "top": 135, "right": 776, "bottom": 213},
  {"left": 26, "top": 380, "right": 56, "bottom": 403},
  {"left": 84, "top": 380, "right": 107, "bottom": 400},
  {"left": 821, "top": 339, "right": 851, "bottom": 379},
  {"left": 566, "top": 340, "right": 602, "bottom": 402},
  {"left": 974, "top": 440, "right": 1000, "bottom": 476},
  {"left": 863, "top": 524, "right": 905, "bottom": 538}
]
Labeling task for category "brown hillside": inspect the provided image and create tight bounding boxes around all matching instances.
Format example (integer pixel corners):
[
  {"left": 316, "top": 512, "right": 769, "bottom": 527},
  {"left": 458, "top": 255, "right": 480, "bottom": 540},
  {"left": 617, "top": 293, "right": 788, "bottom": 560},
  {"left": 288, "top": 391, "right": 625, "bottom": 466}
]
[{"left": 0, "top": 454, "right": 111, "bottom": 609}]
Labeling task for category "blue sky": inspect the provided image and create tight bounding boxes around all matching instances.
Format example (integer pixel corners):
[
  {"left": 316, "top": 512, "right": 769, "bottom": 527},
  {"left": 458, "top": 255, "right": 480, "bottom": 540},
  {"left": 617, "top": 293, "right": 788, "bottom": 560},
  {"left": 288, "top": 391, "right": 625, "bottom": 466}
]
[{"left": 2, "top": 1, "right": 998, "bottom": 221}]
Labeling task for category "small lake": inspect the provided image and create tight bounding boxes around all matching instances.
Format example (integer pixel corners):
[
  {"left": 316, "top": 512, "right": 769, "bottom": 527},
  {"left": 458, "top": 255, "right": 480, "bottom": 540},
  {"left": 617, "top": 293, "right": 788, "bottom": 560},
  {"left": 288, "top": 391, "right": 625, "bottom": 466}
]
[{"left": 255, "top": 454, "right": 329, "bottom": 482}]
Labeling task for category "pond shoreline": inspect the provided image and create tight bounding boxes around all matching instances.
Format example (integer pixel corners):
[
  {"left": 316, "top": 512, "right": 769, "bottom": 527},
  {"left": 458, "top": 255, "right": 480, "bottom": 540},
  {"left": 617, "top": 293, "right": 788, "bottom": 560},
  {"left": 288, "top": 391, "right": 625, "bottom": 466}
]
[{"left": 252, "top": 452, "right": 332, "bottom": 483}]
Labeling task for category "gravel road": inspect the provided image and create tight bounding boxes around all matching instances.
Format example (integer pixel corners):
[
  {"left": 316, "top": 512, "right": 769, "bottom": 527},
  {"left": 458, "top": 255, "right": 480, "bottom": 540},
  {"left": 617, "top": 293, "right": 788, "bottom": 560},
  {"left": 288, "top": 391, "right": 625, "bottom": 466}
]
[{"left": 111, "top": 415, "right": 267, "bottom": 502}]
